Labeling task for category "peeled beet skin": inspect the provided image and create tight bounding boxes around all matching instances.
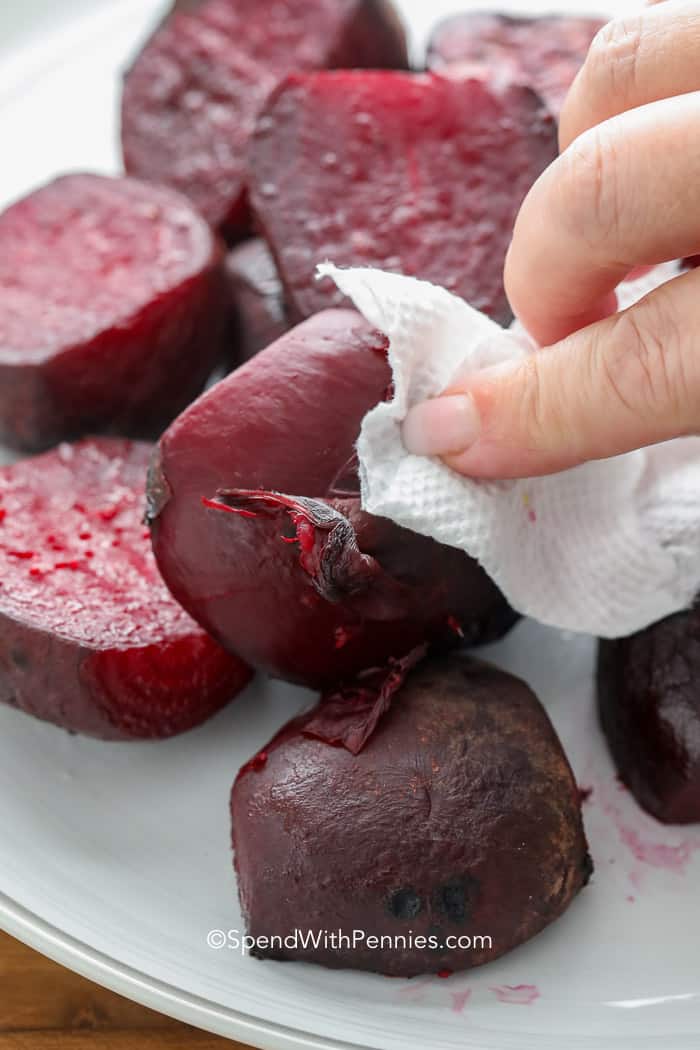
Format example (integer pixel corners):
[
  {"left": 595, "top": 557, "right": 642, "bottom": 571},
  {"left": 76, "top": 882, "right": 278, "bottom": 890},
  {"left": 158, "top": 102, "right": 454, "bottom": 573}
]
[
  {"left": 226, "top": 239, "right": 290, "bottom": 363},
  {"left": 598, "top": 608, "right": 700, "bottom": 823},
  {"left": 148, "top": 309, "right": 515, "bottom": 687},
  {"left": 249, "top": 70, "right": 557, "bottom": 324},
  {"left": 427, "top": 13, "right": 605, "bottom": 115},
  {"left": 0, "top": 439, "right": 252, "bottom": 739},
  {"left": 121, "top": 0, "right": 408, "bottom": 239},
  {"left": 0, "top": 174, "right": 227, "bottom": 452},
  {"left": 232, "top": 651, "right": 592, "bottom": 976}
]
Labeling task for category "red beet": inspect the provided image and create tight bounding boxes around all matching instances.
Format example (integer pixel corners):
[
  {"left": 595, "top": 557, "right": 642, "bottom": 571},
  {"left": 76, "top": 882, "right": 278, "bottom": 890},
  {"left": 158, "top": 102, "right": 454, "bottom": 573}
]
[
  {"left": 226, "top": 240, "right": 290, "bottom": 363},
  {"left": 148, "top": 310, "right": 515, "bottom": 687},
  {"left": 232, "top": 652, "right": 592, "bottom": 976},
  {"left": 121, "top": 0, "right": 408, "bottom": 239},
  {"left": 249, "top": 70, "right": 557, "bottom": 324},
  {"left": 0, "top": 439, "right": 251, "bottom": 739},
  {"left": 427, "top": 13, "right": 605, "bottom": 115},
  {"left": 0, "top": 174, "right": 227, "bottom": 453}
]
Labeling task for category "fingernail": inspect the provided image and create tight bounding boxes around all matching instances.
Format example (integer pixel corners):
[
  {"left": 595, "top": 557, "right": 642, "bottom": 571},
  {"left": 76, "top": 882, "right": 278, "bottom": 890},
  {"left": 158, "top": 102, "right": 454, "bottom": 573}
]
[{"left": 402, "top": 394, "right": 481, "bottom": 457}]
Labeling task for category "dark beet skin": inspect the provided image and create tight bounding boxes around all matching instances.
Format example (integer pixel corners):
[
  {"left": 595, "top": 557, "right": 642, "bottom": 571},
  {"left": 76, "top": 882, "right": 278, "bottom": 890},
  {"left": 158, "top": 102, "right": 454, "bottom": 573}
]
[
  {"left": 0, "top": 439, "right": 252, "bottom": 740},
  {"left": 226, "top": 240, "right": 290, "bottom": 363},
  {"left": 598, "top": 608, "right": 700, "bottom": 823},
  {"left": 427, "top": 13, "right": 605, "bottom": 115},
  {"left": 232, "top": 652, "right": 592, "bottom": 976},
  {"left": 148, "top": 310, "right": 515, "bottom": 687},
  {"left": 121, "top": 0, "right": 408, "bottom": 239},
  {"left": 0, "top": 174, "right": 227, "bottom": 452},
  {"left": 249, "top": 70, "right": 557, "bottom": 324}
]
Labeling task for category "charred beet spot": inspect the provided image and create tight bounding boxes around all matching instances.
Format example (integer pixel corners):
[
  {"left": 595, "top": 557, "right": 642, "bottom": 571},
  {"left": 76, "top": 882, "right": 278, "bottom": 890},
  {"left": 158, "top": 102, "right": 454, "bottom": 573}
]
[
  {"left": 231, "top": 652, "right": 592, "bottom": 976},
  {"left": 225, "top": 240, "right": 290, "bottom": 363},
  {"left": 0, "top": 174, "right": 227, "bottom": 452},
  {"left": 148, "top": 310, "right": 516, "bottom": 687},
  {"left": 0, "top": 439, "right": 251, "bottom": 739},
  {"left": 427, "top": 13, "right": 605, "bottom": 115},
  {"left": 121, "top": 0, "right": 408, "bottom": 239},
  {"left": 249, "top": 70, "right": 557, "bottom": 324}
]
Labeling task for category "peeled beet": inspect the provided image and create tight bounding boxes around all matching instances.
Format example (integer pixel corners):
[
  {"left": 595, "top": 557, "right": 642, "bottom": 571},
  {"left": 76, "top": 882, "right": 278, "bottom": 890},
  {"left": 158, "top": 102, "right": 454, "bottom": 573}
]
[
  {"left": 0, "top": 439, "right": 251, "bottom": 739},
  {"left": 121, "top": 0, "right": 408, "bottom": 239},
  {"left": 148, "top": 310, "right": 515, "bottom": 687},
  {"left": 598, "top": 608, "right": 700, "bottom": 823},
  {"left": 232, "top": 651, "right": 592, "bottom": 976},
  {"left": 249, "top": 70, "right": 557, "bottom": 324},
  {"left": 427, "top": 13, "right": 605, "bottom": 115},
  {"left": 0, "top": 174, "right": 227, "bottom": 452},
  {"left": 226, "top": 240, "right": 290, "bottom": 363}
]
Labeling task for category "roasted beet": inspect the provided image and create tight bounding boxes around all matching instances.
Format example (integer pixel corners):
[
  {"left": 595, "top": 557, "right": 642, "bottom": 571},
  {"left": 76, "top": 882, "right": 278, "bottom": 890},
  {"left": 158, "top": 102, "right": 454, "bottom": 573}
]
[
  {"left": 148, "top": 310, "right": 515, "bottom": 687},
  {"left": 598, "top": 608, "right": 700, "bottom": 823},
  {"left": 226, "top": 240, "right": 290, "bottom": 363},
  {"left": 427, "top": 13, "right": 605, "bottom": 115},
  {"left": 232, "top": 652, "right": 592, "bottom": 976},
  {"left": 0, "top": 439, "right": 251, "bottom": 739},
  {"left": 249, "top": 70, "right": 557, "bottom": 324},
  {"left": 121, "top": 0, "right": 408, "bottom": 239},
  {"left": 0, "top": 174, "right": 227, "bottom": 452}
]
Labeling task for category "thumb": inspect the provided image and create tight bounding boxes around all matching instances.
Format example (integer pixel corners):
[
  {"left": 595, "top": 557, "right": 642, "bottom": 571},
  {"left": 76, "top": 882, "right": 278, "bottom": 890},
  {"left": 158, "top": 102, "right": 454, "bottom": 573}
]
[{"left": 401, "top": 268, "right": 700, "bottom": 479}]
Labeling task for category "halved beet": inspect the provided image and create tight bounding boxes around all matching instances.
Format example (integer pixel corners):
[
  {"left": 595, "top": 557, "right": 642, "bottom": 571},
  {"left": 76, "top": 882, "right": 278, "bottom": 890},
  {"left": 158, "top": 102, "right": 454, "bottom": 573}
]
[
  {"left": 249, "top": 70, "right": 557, "bottom": 324},
  {"left": 148, "top": 309, "right": 515, "bottom": 687},
  {"left": 121, "top": 0, "right": 408, "bottom": 239},
  {"left": 0, "top": 174, "right": 227, "bottom": 452},
  {"left": 598, "top": 609, "right": 700, "bottom": 823},
  {"left": 226, "top": 239, "right": 290, "bottom": 363},
  {"left": 0, "top": 439, "right": 252, "bottom": 739},
  {"left": 427, "top": 13, "right": 605, "bottom": 115},
  {"left": 232, "top": 651, "right": 592, "bottom": 976}
]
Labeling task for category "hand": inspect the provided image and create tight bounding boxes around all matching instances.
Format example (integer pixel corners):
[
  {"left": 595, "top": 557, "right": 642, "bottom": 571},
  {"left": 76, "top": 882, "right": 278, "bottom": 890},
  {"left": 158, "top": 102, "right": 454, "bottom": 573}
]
[{"left": 402, "top": 0, "right": 700, "bottom": 478}]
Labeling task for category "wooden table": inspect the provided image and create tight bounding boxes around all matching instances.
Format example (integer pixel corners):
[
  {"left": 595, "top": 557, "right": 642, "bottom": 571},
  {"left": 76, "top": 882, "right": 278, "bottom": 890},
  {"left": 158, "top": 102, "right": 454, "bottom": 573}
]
[{"left": 0, "top": 931, "right": 252, "bottom": 1049}]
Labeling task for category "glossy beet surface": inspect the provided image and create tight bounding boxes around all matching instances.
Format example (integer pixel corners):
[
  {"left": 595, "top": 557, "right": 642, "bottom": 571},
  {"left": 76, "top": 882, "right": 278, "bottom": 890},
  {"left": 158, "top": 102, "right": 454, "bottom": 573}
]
[
  {"left": 121, "top": 0, "right": 408, "bottom": 238},
  {"left": 148, "top": 310, "right": 515, "bottom": 687},
  {"left": 0, "top": 174, "right": 227, "bottom": 452},
  {"left": 598, "top": 608, "right": 700, "bottom": 823},
  {"left": 226, "top": 239, "right": 290, "bottom": 363},
  {"left": 0, "top": 439, "right": 252, "bottom": 739},
  {"left": 427, "top": 13, "right": 604, "bottom": 115},
  {"left": 232, "top": 652, "right": 592, "bottom": 976},
  {"left": 249, "top": 70, "right": 557, "bottom": 324}
]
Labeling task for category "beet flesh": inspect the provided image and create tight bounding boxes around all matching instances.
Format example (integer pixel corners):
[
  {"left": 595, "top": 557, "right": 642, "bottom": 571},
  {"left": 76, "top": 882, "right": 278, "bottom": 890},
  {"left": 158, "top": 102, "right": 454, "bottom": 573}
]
[
  {"left": 226, "top": 239, "right": 290, "bottom": 363},
  {"left": 598, "top": 609, "right": 700, "bottom": 823},
  {"left": 249, "top": 70, "right": 557, "bottom": 324},
  {"left": 427, "top": 13, "right": 605, "bottom": 115},
  {"left": 121, "top": 0, "right": 408, "bottom": 239},
  {"left": 148, "top": 310, "right": 516, "bottom": 687},
  {"left": 232, "top": 651, "right": 592, "bottom": 976},
  {"left": 0, "top": 439, "right": 252, "bottom": 739},
  {"left": 0, "top": 174, "right": 227, "bottom": 452}
]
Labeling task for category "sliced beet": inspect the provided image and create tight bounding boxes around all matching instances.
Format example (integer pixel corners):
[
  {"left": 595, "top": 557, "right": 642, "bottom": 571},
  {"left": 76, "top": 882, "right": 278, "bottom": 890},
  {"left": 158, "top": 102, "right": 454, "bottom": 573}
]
[
  {"left": 121, "top": 0, "right": 409, "bottom": 239},
  {"left": 0, "top": 439, "right": 252, "bottom": 740},
  {"left": 427, "top": 13, "right": 605, "bottom": 115},
  {"left": 249, "top": 70, "right": 557, "bottom": 324},
  {"left": 148, "top": 309, "right": 515, "bottom": 688},
  {"left": 0, "top": 174, "right": 227, "bottom": 453},
  {"left": 232, "top": 652, "right": 592, "bottom": 976},
  {"left": 226, "top": 239, "right": 290, "bottom": 363}
]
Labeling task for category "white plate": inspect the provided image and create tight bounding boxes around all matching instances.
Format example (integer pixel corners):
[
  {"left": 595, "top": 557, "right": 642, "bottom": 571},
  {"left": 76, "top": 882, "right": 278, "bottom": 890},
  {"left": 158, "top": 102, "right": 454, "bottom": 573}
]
[{"left": 2, "top": 1, "right": 699, "bottom": 1048}]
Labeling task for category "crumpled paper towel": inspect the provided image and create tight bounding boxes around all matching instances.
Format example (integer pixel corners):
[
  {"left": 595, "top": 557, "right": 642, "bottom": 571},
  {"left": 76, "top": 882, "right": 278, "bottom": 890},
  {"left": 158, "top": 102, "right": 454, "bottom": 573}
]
[{"left": 318, "top": 261, "right": 700, "bottom": 638}]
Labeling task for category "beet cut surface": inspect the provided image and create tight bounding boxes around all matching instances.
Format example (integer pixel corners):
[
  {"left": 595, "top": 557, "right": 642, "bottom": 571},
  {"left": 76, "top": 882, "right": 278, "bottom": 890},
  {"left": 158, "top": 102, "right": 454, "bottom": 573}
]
[
  {"left": 249, "top": 70, "right": 557, "bottom": 324},
  {"left": 121, "top": 0, "right": 408, "bottom": 239},
  {"left": 226, "top": 239, "right": 290, "bottom": 363},
  {"left": 0, "top": 439, "right": 251, "bottom": 739},
  {"left": 232, "top": 652, "right": 592, "bottom": 976},
  {"left": 0, "top": 174, "right": 227, "bottom": 452}
]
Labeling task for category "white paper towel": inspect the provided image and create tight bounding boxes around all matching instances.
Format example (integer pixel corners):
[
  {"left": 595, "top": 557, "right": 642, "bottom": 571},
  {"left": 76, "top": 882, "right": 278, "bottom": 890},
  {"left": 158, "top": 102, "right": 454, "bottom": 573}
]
[{"left": 318, "top": 261, "right": 700, "bottom": 639}]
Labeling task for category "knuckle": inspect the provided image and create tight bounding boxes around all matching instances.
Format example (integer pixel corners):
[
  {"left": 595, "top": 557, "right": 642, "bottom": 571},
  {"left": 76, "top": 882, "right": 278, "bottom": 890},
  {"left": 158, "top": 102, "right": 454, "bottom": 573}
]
[
  {"left": 556, "top": 126, "right": 622, "bottom": 252},
  {"left": 585, "top": 16, "right": 645, "bottom": 104},
  {"left": 513, "top": 356, "right": 554, "bottom": 450}
]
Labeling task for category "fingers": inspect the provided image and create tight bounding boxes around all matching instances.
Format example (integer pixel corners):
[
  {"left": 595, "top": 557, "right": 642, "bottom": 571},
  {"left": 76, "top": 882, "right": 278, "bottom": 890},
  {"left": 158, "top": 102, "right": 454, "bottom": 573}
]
[
  {"left": 402, "top": 266, "right": 700, "bottom": 479},
  {"left": 504, "top": 92, "right": 700, "bottom": 348},
  {"left": 560, "top": 1, "right": 700, "bottom": 150}
]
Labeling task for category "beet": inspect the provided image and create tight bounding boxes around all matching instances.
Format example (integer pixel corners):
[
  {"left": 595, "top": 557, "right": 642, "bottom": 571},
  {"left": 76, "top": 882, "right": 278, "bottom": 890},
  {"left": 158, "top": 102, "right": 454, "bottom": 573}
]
[
  {"left": 226, "top": 240, "right": 290, "bottom": 363},
  {"left": 147, "top": 309, "right": 515, "bottom": 687},
  {"left": 231, "top": 651, "right": 592, "bottom": 976},
  {"left": 0, "top": 439, "right": 252, "bottom": 739},
  {"left": 598, "top": 608, "right": 700, "bottom": 823},
  {"left": 0, "top": 174, "right": 227, "bottom": 453},
  {"left": 249, "top": 70, "right": 557, "bottom": 324},
  {"left": 121, "top": 0, "right": 408, "bottom": 239},
  {"left": 427, "top": 13, "right": 605, "bottom": 115}
]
